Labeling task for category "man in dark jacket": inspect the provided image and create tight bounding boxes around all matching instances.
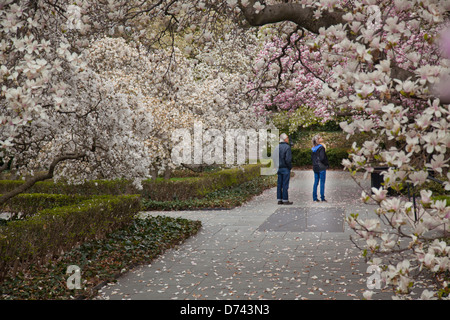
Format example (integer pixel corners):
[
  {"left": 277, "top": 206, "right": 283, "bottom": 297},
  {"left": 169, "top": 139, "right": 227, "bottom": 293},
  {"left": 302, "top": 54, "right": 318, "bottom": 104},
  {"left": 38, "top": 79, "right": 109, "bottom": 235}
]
[
  {"left": 311, "top": 134, "right": 329, "bottom": 202},
  {"left": 275, "top": 133, "right": 293, "bottom": 205}
]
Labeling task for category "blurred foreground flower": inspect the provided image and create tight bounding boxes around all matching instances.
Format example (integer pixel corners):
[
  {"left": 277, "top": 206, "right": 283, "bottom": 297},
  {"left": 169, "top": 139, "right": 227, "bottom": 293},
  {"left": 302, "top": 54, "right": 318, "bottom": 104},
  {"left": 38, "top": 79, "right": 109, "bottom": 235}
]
[{"left": 438, "top": 28, "right": 450, "bottom": 103}]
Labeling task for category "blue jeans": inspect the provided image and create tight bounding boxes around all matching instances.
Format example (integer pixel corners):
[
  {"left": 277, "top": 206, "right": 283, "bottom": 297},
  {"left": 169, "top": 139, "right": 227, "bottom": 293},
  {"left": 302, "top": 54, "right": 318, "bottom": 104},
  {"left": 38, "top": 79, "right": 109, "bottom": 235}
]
[
  {"left": 313, "top": 170, "right": 326, "bottom": 201},
  {"left": 277, "top": 168, "right": 290, "bottom": 202}
]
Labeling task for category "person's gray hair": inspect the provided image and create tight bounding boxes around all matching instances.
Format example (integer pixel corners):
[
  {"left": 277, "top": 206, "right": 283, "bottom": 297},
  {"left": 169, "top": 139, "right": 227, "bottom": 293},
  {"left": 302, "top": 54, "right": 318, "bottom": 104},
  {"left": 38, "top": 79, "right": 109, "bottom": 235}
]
[
  {"left": 312, "top": 134, "right": 322, "bottom": 146},
  {"left": 279, "top": 133, "right": 288, "bottom": 142}
]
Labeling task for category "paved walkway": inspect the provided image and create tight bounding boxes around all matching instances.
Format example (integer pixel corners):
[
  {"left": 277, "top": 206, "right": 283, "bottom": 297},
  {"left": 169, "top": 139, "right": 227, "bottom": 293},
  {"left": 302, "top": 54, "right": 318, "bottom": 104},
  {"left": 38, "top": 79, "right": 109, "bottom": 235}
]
[{"left": 95, "top": 170, "right": 394, "bottom": 300}]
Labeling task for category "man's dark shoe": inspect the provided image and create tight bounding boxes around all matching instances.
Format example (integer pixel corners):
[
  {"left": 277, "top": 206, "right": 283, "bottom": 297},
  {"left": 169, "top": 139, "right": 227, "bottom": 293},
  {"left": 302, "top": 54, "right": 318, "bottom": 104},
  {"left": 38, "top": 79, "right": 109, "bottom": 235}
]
[
  {"left": 278, "top": 201, "right": 283, "bottom": 205},
  {"left": 321, "top": 199, "right": 327, "bottom": 202},
  {"left": 313, "top": 200, "right": 320, "bottom": 203},
  {"left": 282, "top": 201, "right": 293, "bottom": 205}
]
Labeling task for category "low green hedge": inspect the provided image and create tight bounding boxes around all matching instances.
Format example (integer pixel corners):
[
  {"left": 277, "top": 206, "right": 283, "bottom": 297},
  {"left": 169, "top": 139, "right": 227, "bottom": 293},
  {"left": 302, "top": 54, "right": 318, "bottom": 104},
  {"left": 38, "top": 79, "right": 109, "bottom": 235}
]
[
  {"left": 0, "top": 194, "right": 142, "bottom": 281},
  {"left": 0, "top": 193, "right": 92, "bottom": 220},
  {"left": 292, "top": 148, "right": 349, "bottom": 168},
  {"left": 141, "top": 164, "right": 262, "bottom": 201}
]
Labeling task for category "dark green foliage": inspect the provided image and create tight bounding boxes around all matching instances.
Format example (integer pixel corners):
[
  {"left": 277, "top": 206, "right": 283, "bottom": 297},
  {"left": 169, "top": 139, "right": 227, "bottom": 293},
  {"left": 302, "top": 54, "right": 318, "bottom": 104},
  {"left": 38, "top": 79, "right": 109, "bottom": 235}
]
[
  {"left": 431, "top": 195, "right": 450, "bottom": 205},
  {"left": 0, "top": 195, "right": 142, "bottom": 281},
  {"left": 291, "top": 148, "right": 349, "bottom": 168},
  {"left": 0, "top": 216, "right": 201, "bottom": 300},
  {"left": 326, "top": 148, "right": 350, "bottom": 168},
  {"left": 132, "top": 164, "right": 262, "bottom": 201},
  {"left": 0, "top": 193, "right": 91, "bottom": 220}
]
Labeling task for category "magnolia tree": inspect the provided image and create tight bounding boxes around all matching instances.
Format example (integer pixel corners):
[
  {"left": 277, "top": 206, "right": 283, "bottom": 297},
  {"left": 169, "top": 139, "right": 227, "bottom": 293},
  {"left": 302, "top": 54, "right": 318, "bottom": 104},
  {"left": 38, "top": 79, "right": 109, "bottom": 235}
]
[
  {"left": 0, "top": 0, "right": 266, "bottom": 204},
  {"left": 0, "top": 1, "right": 163, "bottom": 205},
  {"left": 87, "top": 37, "right": 200, "bottom": 178},
  {"left": 181, "top": 34, "right": 269, "bottom": 167},
  {"left": 88, "top": 34, "right": 266, "bottom": 175}
]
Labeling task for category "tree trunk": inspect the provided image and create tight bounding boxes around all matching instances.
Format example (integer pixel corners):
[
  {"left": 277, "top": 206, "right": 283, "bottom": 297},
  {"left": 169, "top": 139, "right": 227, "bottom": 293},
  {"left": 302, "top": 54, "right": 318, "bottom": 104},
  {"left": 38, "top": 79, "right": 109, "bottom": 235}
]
[
  {"left": 150, "top": 167, "right": 158, "bottom": 181},
  {"left": 164, "top": 168, "right": 171, "bottom": 180},
  {"left": 240, "top": 1, "right": 345, "bottom": 34}
]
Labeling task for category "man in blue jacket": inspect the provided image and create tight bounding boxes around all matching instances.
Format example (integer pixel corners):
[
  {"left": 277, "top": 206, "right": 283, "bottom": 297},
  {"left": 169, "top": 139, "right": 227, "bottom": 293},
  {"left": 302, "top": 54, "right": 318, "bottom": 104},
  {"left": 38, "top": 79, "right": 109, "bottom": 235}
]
[
  {"left": 275, "top": 133, "right": 293, "bottom": 205},
  {"left": 311, "top": 134, "right": 329, "bottom": 202}
]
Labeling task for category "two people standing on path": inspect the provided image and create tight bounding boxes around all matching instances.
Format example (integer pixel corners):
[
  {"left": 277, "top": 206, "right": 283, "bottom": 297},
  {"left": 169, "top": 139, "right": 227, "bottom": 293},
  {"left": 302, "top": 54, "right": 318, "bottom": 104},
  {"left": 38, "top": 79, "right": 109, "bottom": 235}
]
[{"left": 274, "top": 133, "right": 329, "bottom": 204}]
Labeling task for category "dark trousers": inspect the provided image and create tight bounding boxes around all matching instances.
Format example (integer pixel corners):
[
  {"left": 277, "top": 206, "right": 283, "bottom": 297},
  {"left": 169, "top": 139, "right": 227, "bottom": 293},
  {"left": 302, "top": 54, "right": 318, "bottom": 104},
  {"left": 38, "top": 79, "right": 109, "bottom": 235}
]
[
  {"left": 313, "top": 170, "right": 326, "bottom": 201},
  {"left": 277, "top": 168, "right": 290, "bottom": 202}
]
